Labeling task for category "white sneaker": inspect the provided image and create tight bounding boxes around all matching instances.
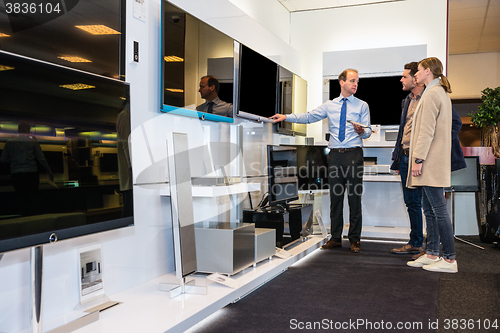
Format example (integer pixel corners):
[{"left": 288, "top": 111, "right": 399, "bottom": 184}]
[
  {"left": 407, "top": 255, "right": 440, "bottom": 268},
  {"left": 422, "top": 258, "right": 458, "bottom": 273}
]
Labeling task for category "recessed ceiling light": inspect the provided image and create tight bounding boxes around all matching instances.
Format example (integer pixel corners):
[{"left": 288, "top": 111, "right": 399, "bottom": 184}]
[
  {"left": 0, "top": 65, "right": 15, "bottom": 71},
  {"left": 58, "top": 56, "right": 92, "bottom": 63},
  {"left": 59, "top": 83, "right": 96, "bottom": 90},
  {"left": 0, "top": 33, "right": 10, "bottom": 37},
  {"left": 164, "top": 56, "right": 184, "bottom": 62},
  {"left": 75, "top": 25, "right": 121, "bottom": 35},
  {"left": 166, "top": 88, "right": 184, "bottom": 93}
]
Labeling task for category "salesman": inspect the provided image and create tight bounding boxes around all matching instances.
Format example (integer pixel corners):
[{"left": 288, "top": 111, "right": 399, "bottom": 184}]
[{"left": 271, "top": 68, "right": 371, "bottom": 253}]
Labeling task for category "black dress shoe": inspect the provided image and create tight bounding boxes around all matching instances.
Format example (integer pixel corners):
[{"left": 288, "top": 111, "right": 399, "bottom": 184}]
[
  {"left": 321, "top": 239, "right": 342, "bottom": 250},
  {"left": 350, "top": 242, "right": 361, "bottom": 253}
]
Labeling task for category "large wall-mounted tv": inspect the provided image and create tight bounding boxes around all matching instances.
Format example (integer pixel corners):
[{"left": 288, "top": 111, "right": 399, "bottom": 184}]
[
  {"left": 0, "top": 0, "right": 126, "bottom": 79},
  {"left": 0, "top": 50, "right": 133, "bottom": 253},
  {"left": 276, "top": 69, "right": 307, "bottom": 137},
  {"left": 330, "top": 76, "right": 408, "bottom": 126},
  {"left": 160, "top": 1, "right": 235, "bottom": 123},
  {"left": 237, "top": 44, "right": 278, "bottom": 123}
]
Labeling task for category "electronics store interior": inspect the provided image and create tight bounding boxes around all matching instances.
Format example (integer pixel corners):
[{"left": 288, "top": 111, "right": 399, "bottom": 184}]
[{"left": 0, "top": 0, "right": 499, "bottom": 332}]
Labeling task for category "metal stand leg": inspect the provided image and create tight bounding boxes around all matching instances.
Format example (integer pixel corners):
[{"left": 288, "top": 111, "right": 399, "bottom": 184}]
[
  {"left": 159, "top": 276, "right": 207, "bottom": 299},
  {"left": 30, "top": 246, "right": 43, "bottom": 333}
]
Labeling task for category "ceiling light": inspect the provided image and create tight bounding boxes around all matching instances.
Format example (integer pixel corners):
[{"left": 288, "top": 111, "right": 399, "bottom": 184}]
[
  {"left": 58, "top": 56, "right": 92, "bottom": 63},
  {"left": 164, "top": 55, "right": 184, "bottom": 62},
  {"left": 59, "top": 83, "right": 96, "bottom": 90},
  {"left": 166, "top": 88, "right": 184, "bottom": 93},
  {"left": 0, "top": 33, "right": 10, "bottom": 37},
  {"left": 0, "top": 65, "right": 15, "bottom": 71},
  {"left": 75, "top": 25, "right": 121, "bottom": 35}
]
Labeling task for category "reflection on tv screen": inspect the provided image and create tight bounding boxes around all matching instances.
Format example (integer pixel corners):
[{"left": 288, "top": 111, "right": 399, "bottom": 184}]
[{"left": 0, "top": 51, "right": 133, "bottom": 252}]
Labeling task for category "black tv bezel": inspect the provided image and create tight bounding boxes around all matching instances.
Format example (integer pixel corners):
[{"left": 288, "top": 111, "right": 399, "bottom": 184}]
[
  {"left": 236, "top": 43, "right": 278, "bottom": 123},
  {"left": 0, "top": 50, "right": 133, "bottom": 254}
]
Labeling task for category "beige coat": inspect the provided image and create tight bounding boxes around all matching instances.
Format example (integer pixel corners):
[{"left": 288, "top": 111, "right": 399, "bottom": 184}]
[{"left": 407, "top": 79, "right": 452, "bottom": 188}]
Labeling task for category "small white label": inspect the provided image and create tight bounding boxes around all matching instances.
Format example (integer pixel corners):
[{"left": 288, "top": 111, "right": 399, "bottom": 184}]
[
  {"left": 274, "top": 247, "right": 292, "bottom": 259},
  {"left": 207, "top": 273, "right": 240, "bottom": 289}
]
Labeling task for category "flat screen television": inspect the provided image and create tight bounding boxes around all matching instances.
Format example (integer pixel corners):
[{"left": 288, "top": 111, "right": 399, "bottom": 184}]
[
  {"left": 291, "top": 145, "right": 330, "bottom": 191},
  {"left": 267, "top": 145, "right": 299, "bottom": 206},
  {"left": 237, "top": 44, "right": 278, "bottom": 123},
  {"left": 0, "top": 50, "right": 133, "bottom": 253},
  {"left": 160, "top": 1, "right": 235, "bottom": 123},
  {"left": 276, "top": 69, "right": 307, "bottom": 136},
  {"left": 0, "top": 0, "right": 125, "bottom": 79},
  {"left": 329, "top": 76, "right": 408, "bottom": 126}
]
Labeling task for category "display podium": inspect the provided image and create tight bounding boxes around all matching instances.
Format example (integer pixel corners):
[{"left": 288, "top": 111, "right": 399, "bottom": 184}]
[{"left": 194, "top": 222, "right": 255, "bottom": 275}]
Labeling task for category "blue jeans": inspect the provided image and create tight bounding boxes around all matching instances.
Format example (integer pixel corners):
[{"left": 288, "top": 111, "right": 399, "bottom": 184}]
[
  {"left": 399, "top": 154, "right": 424, "bottom": 247},
  {"left": 422, "top": 186, "right": 456, "bottom": 260}
]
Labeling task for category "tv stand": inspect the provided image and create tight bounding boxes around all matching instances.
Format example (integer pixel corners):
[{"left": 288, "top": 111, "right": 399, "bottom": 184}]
[{"left": 243, "top": 203, "right": 313, "bottom": 247}]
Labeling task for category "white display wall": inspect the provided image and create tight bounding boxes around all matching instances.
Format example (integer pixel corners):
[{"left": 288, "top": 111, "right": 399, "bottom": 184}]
[
  {"left": 0, "top": 0, "right": 447, "bottom": 331},
  {"left": 289, "top": 0, "right": 449, "bottom": 143}
]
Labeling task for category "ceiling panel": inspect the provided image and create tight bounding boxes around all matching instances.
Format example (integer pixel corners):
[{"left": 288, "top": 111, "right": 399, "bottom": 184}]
[{"left": 278, "top": 0, "right": 500, "bottom": 55}]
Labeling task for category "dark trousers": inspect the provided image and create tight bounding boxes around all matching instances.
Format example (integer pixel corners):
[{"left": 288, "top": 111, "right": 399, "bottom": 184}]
[
  {"left": 398, "top": 154, "right": 424, "bottom": 247},
  {"left": 327, "top": 148, "right": 364, "bottom": 243}
]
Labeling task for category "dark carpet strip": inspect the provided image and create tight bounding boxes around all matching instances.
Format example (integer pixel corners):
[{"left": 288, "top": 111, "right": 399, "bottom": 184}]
[
  {"left": 435, "top": 236, "right": 500, "bottom": 333},
  {"left": 193, "top": 240, "right": 440, "bottom": 333}
]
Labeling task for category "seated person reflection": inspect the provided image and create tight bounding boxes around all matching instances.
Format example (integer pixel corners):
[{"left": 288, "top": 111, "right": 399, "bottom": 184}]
[
  {"left": 196, "top": 75, "right": 233, "bottom": 117},
  {"left": 0, "top": 122, "right": 53, "bottom": 216}
]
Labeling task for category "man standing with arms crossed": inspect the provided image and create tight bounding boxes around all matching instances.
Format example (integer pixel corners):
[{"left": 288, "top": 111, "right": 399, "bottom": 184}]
[
  {"left": 271, "top": 68, "right": 371, "bottom": 253},
  {"left": 390, "top": 62, "right": 425, "bottom": 256}
]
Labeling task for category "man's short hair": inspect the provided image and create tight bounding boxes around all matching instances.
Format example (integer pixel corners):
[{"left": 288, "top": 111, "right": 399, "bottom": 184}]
[
  {"left": 18, "top": 122, "right": 31, "bottom": 134},
  {"left": 202, "top": 75, "right": 220, "bottom": 94},
  {"left": 404, "top": 62, "right": 419, "bottom": 77},
  {"left": 338, "top": 68, "right": 358, "bottom": 82}
]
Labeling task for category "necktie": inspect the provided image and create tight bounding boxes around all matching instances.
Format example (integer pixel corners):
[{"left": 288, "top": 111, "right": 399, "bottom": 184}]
[
  {"left": 207, "top": 101, "right": 214, "bottom": 113},
  {"left": 338, "top": 98, "right": 347, "bottom": 142}
]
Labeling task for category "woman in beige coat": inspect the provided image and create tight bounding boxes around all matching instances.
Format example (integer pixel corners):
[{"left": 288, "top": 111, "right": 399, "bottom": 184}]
[{"left": 406, "top": 57, "right": 457, "bottom": 273}]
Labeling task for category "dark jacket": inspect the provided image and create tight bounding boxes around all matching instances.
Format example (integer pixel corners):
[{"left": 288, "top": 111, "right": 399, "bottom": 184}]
[{"left": 391, "top": 93, "right": 466, "bottom": 172}]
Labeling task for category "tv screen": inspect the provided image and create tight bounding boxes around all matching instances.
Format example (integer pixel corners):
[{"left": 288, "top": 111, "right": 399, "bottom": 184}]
[
  {"left": 237, "top": 44, "right": 278, "bottom": 122},
  {"left": 330, "top": 76, "right": 408, "bottom": 126},
  {"left": 292, "top": 145, "right": 330, "bottom": 191},
  {"left": 276, "top": 71, "right": 307, "bottom": 136},
  {"left": 160, "top": 1, "right": 235, "bottom": 123},
  {"left": 0, "top": 50, "right": 133, "bottom": 253},
  {"left": 267, "top": 145, "right": 299, "bottom": 206},
  {"left": 0, "top": 0, "right": 125, "bottom": 78},
  {"left": 38, "top": 151, "right": 65, "bottom": 174},
  {"left": 100, "top": 153, "right": 119, "bottom": 173}
]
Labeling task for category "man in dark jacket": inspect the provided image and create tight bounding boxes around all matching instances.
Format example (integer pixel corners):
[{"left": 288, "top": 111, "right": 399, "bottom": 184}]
[
  {"left": 390, "top": 62, "right": 467, "bottom": 258},
  {"left": 390, "top": 62, "right": 426, "bottom": 255}
]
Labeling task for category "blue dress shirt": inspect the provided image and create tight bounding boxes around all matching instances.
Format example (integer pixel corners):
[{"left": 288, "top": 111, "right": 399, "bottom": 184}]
[{"left": 286, "top": 94, "right": 372, "bottom": 148}]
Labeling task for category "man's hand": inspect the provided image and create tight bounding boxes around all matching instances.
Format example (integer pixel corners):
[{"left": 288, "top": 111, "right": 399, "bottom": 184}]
[
  {"left": 270, "top": 114, "right": 286, "bottom": 122},
  {"left": 353, "top": 123, "right": 365, "bottom": 134}
]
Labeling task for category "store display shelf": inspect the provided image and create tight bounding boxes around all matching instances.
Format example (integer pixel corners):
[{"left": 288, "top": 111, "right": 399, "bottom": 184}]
[
  {"left": 38, "top": 236, "right": 327, "bottom": 333},
  {"left": 160, "top": 182, "right": 261, "bottom": 197}
]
